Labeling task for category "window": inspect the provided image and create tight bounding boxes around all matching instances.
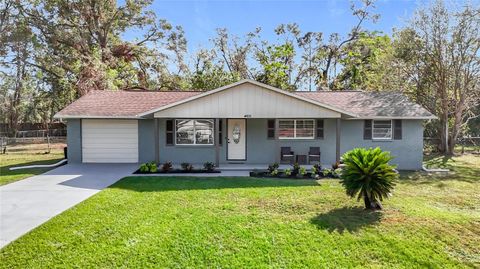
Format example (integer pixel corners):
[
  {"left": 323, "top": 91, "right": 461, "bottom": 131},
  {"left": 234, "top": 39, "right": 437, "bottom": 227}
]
[
  {"left": 372, "top": 120, "right": 392, "bottom": 140},
  {"left": 278, "top": 119, "right": 315, "bottom": 139},
  {"left": 176, "top": 119, "right": 214, "bottom": 145}
]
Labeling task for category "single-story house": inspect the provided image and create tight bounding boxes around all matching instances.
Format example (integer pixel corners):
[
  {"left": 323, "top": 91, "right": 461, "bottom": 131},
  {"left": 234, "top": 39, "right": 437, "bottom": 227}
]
[{"left": 54, "top": 79, "right": 436, "bottom": 170}]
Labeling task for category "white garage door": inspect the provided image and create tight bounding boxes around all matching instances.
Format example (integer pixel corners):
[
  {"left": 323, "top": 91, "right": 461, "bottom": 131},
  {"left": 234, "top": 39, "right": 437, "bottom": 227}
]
[{"left": 82, "top": 119, "right": 138, "bottom": 163}]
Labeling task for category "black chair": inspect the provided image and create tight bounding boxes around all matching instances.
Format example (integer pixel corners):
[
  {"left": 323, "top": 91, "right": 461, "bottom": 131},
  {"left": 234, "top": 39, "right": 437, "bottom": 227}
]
[
  {"left": 308, "top": 147, "right": 321, "bottom": 164},
  {"left": 280, "top": 147, "right": 295, "bottom": 164}
]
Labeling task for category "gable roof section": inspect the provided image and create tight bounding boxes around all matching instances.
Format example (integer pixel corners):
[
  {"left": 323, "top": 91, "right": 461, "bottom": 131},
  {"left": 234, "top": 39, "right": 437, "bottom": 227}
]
[
  {"left": 140, "top": 79, "right": 356, "bottom": 117},
  {"left": 296, "top": 91, "right": 436, "bottom": 119},
  {"left": 152, "top": 80, "right": 343, "bottom": 118},
  {"left": 54, "top": 90, "right": 201, "bottom": 118}
]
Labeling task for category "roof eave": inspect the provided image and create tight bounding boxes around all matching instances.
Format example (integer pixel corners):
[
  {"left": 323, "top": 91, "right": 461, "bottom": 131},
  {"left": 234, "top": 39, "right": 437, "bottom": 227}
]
[
  {"left": 53, "top": 115, "right": 142, "bottom": 119},
  {"left": 347, "top": 115, "right": 438, "bottom": 120}
]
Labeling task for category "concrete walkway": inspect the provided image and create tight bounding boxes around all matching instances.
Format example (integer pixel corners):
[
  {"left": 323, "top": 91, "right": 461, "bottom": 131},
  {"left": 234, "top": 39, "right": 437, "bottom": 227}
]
[{"left": 0, "top": 163, "right": 137, "bottom": 248}]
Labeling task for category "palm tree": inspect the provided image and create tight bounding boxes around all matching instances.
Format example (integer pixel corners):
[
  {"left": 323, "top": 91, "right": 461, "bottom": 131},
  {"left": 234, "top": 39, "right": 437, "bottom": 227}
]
[{"left": 340, "top": 147, "right": 398, "bottom": 210}]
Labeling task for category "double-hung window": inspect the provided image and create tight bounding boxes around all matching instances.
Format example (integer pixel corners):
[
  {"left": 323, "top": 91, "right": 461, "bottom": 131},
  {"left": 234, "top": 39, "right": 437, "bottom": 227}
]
[
  {"left": 372, "top": 120, "right": 392, "bottom": 140},
  {"left": 278, "top": 119, "right": 315, "bottom": 139},
  {"left": 175, "top": 119, "right": 214, "bottom": 145}
]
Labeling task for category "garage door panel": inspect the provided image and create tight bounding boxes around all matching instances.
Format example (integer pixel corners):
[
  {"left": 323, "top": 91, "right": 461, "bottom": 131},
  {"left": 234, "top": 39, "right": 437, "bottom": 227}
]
[
  {"left": 82, "top": 137, "right": 138, "bottom": 144},
  {"left": 82, "top": 119, "right": 139, "bottom": 163}
]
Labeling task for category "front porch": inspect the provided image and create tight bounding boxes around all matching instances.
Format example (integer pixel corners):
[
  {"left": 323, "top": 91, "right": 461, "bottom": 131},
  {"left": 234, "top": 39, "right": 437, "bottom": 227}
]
[{"left": 150, "top": 118, "right": 342, "bottom": 168}]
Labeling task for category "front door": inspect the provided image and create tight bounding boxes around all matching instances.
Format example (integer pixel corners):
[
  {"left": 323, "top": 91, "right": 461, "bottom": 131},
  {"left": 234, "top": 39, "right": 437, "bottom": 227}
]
[{"left": 227, "top": 119, "right": 246, "bottom": 161}]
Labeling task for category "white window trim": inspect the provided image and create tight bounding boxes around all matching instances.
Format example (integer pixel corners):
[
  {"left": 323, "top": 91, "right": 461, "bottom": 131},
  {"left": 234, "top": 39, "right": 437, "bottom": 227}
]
[
  {"left": 372, "top": 119, "right": 393, "bottom": 140},
  {"left": 175, "top": 119, "right": 215, "bottom": 146},
  {"left": 278, "top": 119, "right": 315, "bottom": 140}
]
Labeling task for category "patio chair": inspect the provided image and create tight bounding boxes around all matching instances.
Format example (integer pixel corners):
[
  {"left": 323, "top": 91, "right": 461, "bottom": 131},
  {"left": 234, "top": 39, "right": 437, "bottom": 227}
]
[
  {"left": 280, "top": 147, "right": 295, "bottom": 164},
  {"left": 308, "top": 147, "right": 321, "bottom": 164}
]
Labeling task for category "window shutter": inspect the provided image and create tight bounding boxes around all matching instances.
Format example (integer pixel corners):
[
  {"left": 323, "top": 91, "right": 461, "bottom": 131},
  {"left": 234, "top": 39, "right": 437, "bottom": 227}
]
[
  {"left": 316, "top": 119, "right": 324, "bottom": 139},
  {"left": 218, "top": 119, "right": 223, "bottom": 145},
  {"left": 364, "top": 120, "right": 372, "bottom": 140},
  {"left": 166, "top": 119, "right": 174, "bottom": 146},
  {"left": 393, "top": 120, "right": 402, "bottom": 140},
  {"left": 267, "top": 119, "right": 275, "bottom": 139}
]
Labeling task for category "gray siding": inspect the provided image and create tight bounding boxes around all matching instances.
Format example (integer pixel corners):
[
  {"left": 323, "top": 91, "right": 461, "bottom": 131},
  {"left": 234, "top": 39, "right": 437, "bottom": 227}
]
[
  {"left": 340, "top": 120, "right": 424, "bottom": 170},
  {"left": 243, "top": 118, "right": 337, "bottom": 165},
  {"left": 66, "top": 119, "right": 82, "bottom": 163},
  {"left": 65, "top": 117, "right": 423, "bottom": 169},
  {"left": 138, "top": 119, "right": 156, "bottom": 163},
  {"left": 155, "top": 118, "right": 337, "bottom": 165}
]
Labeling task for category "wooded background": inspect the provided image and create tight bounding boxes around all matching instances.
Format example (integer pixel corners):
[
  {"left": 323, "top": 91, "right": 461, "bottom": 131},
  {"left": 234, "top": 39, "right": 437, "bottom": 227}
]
[{"left": 1, "top": 0, "right": 479, "bottom": 154}]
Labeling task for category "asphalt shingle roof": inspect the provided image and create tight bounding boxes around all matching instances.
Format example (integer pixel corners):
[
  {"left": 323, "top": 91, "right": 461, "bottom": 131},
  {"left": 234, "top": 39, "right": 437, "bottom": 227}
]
[
  {"left": 55, "top": 90, "right": 201, "bottom": 118},
  {"left": 55, "top": 87, "right": 435, "bottom": 119},
  {"left": 296, "top": 91, "right": 435, "bottom": 118}
]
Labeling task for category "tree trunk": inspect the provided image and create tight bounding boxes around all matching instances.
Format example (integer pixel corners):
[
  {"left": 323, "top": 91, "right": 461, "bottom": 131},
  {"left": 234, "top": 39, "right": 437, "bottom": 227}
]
[{"left": 364, "top": 193, "right": 383, "bottom": 210}]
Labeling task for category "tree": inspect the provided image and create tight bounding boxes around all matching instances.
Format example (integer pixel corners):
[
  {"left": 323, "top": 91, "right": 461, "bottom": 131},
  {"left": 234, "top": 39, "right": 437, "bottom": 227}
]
[
  {"left": 336, "top": 32, "right": 391, "bottom": 90},
  {"left": 394, "top": 1, "right": 480, "bottom": 154},
  {"left": 18, "top": 0, "right": 186, "bottom": 95},
  {"left": 0, "top": 1, "right": 36, "bottom": 135},
  {"left": 189, "top": 49, "right": 240, "bottom": 90},
  {"left": 340, "top": 147, "right": 397, "bottom": 210},
  {"left": 315, "top": 0, "right": 379, "bottom": 88}
]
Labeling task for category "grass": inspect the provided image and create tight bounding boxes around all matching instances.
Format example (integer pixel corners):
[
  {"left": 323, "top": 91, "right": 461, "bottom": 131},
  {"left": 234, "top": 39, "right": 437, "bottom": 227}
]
[
  {"left": 0, "top": 143, "right": 65, "bottom": 186},
  {"left": 0, "top": 155, "right": 479, "bottom": 268}
]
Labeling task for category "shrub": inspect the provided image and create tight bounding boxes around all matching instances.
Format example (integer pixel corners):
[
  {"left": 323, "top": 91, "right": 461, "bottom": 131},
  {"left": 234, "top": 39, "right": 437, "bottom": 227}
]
[
  {"left": 340, "top": 147, "right": 398, "bottom": 210},
  {"left": 332, "top": 168, "right": 342, "bottom": 178},
  {"left": 299, "top": 166, "right": 307, "bottom": 176},
  {"left": 291, "top": 162, "right": 300, "bottom": 175},
  {"left": 313, "top": 164, "right": 322, "bottom": 174},
  {"left": 139, "top": 163, "right": 149, "bottom": 173},
  {"left": 270, "top": 169, "right": 278, "bottom": 176},
  {"left": 149, "top": 162, "right": 158, "bottom": 173},
  {"left": 181, "top": 162, "right": 194, "bottom": 171},
  {"left": 284, "top": 168, "right": 292, "bottom": 176},
  {"left": 321, "top": 168, "right": 332, "bottom": 177},
  {"left": 203, "top": 162, "right": 215, "bottom": 172},
  {"left": 268, "top": 163, "right": 279, "bottom": 173},
  {"left": 162, "top": 161, "right": 173, "bottom": 172}
]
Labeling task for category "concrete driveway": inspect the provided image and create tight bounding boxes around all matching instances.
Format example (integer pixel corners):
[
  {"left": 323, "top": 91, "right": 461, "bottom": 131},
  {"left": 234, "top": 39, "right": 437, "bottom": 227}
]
[{"left": 0, "top": 163, "right": 137, "bottom": 248}]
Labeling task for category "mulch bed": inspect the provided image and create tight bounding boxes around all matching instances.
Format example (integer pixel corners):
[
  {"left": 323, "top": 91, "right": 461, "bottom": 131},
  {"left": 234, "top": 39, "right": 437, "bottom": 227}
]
[{"left": 133, "top": 169, "right": 221, "bottom": 174}]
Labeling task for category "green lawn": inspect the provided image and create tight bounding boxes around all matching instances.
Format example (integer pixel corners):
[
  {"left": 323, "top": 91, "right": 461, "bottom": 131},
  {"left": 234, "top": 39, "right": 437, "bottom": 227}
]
[
  {"left": 0, "top": 152, "right": 64, "bottom": 186},
  {"left": 1, "top": 155, "right": 479, "bottom": 268}
]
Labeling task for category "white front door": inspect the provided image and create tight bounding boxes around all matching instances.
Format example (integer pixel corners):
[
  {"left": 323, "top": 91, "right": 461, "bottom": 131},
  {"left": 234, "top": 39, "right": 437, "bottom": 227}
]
[{"left": 227, "top": 119, "right": 246, "bottom": 160}]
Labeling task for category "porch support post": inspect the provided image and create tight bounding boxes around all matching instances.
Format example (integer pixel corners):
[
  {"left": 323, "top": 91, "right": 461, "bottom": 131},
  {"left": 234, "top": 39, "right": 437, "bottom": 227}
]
[
  {"left": 275, "top": 119, "right": 280, "bottom": 163},
  {"left": 215, "top": 118, "right": 220, "bottom": 167},
  {"left": 154, "top": 118, "right": 159, "bottom": 163},
  {"left": 336, "top": 118, "right": 341, "bottom": 163}
]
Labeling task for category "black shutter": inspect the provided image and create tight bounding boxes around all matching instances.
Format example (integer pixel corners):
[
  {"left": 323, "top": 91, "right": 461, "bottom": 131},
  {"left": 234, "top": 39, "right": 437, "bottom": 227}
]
[
  {"left": 267, "top": 119, "right": 275, "bottom": 139},
  {"left": 218, "top": 119, "right": 223, "bottom": 145},
  {"left": 393, "top": 119, "right": 402, "bottom": 140},
  {"left": 364, "top": 120, "right": 372, "bottom": 140},
  {"left": 166, "top": 119, "right": 174, "bottom": 146},
  {"left": 316, "top": 119, "right": 324, "bottom": 139}
]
